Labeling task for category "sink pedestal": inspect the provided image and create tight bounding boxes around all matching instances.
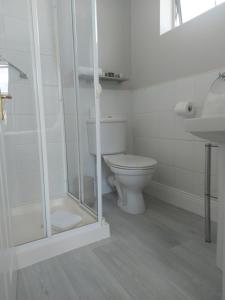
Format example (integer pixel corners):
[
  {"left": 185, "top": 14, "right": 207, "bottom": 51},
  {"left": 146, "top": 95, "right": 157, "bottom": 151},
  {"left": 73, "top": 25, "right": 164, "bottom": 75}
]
[
  {"left": 217, "top": 145, "right": 225, "bottom": 269},
  {"left": 184, "top": 115, "right": 225, "bottom": 296}
]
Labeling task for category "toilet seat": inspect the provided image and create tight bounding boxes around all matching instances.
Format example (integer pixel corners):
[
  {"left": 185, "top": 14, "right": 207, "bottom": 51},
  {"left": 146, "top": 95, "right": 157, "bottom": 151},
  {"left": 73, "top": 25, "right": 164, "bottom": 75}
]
[
  {"left": 103, "top": 154, "right": 157, "bottom": 170},
  {"left": 110, "top": 165, "right": 155, "bottom": 176}
]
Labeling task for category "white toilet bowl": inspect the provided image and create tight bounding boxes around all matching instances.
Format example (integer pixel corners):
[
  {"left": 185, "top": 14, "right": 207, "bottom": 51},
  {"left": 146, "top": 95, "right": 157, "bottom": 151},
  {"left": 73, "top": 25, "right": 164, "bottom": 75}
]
[
  {"left": 104, "top": 154, "right": 157, "bottom": 214},
  {"left": 87, "top": 118, "right": 157, "bottom": 214}
]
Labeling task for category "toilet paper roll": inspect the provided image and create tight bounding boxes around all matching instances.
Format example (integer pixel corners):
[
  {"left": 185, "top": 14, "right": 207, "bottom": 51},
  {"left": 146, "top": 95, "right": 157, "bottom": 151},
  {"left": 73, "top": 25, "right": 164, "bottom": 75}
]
[{"left": 174, "top": 102, "right": 195, "bottom": 117}]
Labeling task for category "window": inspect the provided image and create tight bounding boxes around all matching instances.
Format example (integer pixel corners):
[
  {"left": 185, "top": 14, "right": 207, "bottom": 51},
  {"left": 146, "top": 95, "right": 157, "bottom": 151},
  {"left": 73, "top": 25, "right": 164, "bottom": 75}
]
[
  {"left": 160, "top": 0, "right": 225, "bottom": 34},
  {"left": 0, "top": 63, "right": 9, "bottom": 94},
  {"left": 175, "top": 0, "right": 225, "bottom": 26}
]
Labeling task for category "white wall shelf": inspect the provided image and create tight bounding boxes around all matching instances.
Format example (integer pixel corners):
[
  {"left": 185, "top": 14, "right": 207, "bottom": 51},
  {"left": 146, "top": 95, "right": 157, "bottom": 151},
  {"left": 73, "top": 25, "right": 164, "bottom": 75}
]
[
  {"left": 99, "top": 75, "right": 129, "bottom": 83},
  {"left": 79, "top": 73, "right": 129, "bottom": 83}
]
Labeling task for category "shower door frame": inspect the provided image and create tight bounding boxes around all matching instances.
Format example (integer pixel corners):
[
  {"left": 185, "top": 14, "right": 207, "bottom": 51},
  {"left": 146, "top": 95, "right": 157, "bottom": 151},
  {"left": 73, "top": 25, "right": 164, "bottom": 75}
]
[
  {"left": 91, "top": 0, "right": 103, "bottom": 222},
  {"left": 0, "top": 124, "right": 17, "bottom": 300},
  {"left": 14, "top": 0, "right": 109, "bottom": 269},
  {"left": 28, "top": 0, "right": 52, "bottom": 238},
  {"left": 70, "top": 0, "right": 102, "bottom": 219}
]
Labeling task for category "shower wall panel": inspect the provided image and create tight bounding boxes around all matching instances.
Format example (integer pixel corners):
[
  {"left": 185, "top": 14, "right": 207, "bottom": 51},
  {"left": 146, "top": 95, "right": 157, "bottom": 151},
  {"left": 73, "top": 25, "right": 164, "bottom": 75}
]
[
  {"left": 0, "top": 0, "right": 49, "bottom": 244},
  {"left": 1, "top": 0, "right": 67, "bottom": 209},
  {"left": 0, "top": 2, "right": 44, "bottom": 210},
  {"left": 56, "top": 0, "right": 80, "bottom": 199},
  {"left": 37, "top": 0, "right": 67, "bottom": 201}
]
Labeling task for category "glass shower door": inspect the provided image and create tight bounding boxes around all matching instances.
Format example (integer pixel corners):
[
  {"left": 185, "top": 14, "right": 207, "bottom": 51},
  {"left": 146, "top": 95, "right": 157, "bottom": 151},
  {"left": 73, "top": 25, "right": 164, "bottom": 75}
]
[
  {"left": 73, "top": 0, "right": 102, "bottom": 216},
  {"left": 56, "top": 0, "right": 102, "bottom": 221},
  {"left": 0, "top": 124, "right": 16, "bottom": 300},
  {"left": 0, "top": 0, "right": 47, "bottom": 245}
]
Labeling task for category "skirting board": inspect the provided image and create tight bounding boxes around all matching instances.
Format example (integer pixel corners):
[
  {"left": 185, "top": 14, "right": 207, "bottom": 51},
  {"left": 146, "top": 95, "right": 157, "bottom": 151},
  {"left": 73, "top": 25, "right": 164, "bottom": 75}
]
[
  {"left": 146, "top": 181, "right": 218, "bottom": 222},
  {"left": 16, "top": 221, "right": 110, "bottom": 270}
]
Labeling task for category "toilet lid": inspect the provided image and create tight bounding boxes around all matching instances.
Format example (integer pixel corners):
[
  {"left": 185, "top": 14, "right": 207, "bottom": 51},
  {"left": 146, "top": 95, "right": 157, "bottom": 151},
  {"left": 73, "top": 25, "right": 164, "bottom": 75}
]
[{"left": 104, "top": 154, "right": 157, "bottom": 170}]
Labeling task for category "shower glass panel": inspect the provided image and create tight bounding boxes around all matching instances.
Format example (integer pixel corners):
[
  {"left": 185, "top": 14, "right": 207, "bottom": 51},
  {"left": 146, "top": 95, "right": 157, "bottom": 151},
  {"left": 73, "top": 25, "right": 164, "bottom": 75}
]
[
  {"left": 0, "top": 0, "right": 101, "bottom": 248},
  {"left": 0, "top": 1, "right": 47, "bottom": 245},
  {"left": 35, "top": 0, "right": 69, "bottom": 233},
  {"left": 0, "top": 113, "right": 17, "bottom": 300},
  {"left": 74, "top": 0, "right": 100, "bottom": 214},
  {"left": 35, "top": 0, "right": 100, "bottom": 234},
  {"left": 55, "top": 0, "right": 101, "bottom": 216},
  {"left": 54, "top": 0, "right": 80, "bottom": 201}
]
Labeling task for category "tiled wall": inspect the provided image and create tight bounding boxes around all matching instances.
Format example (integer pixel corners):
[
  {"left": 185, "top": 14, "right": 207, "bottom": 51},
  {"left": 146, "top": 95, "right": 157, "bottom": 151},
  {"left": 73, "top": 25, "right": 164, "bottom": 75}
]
[
  {"left": 132, "top": 68, "right": 225, "bottom": 199},
  {"left": 101, "top": 88, "right": 133, "bottom": 193},
  {"left": 1, "top": 1, "right": 43, "bottom": 208},
  {"left": 1, "top": 0, "right": 66, "bottom": 208}
]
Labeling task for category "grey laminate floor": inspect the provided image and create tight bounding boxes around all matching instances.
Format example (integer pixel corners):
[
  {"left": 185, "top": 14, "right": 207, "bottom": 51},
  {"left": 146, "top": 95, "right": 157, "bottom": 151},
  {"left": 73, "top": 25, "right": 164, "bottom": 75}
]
[{"left": 17, "top": 194, "right": 222, "bottom": 300}]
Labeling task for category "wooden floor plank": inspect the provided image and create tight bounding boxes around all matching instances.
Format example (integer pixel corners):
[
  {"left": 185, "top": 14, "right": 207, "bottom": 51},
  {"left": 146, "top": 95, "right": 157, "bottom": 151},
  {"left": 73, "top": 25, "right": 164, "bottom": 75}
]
[{"left": 17, "top": 194, "right": 222, "bottom": 300}]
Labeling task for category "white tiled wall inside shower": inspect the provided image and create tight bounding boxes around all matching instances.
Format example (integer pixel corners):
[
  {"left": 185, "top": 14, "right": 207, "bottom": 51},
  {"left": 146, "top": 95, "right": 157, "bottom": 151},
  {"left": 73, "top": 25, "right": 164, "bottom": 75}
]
[{"left": 1, "top": 0, "right": 67, "bottom": 207}]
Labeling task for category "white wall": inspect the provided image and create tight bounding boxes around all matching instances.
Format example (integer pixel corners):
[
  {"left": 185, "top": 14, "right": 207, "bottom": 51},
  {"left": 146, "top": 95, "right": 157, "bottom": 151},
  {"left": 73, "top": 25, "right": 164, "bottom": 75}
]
[
  {"left": 131, "top": 0, "right": 225, "bottom": 88},
  {"left": 97, "top": 0, "right": 131, "bottom": 81},
  {"left": 129, "top": 0, "right": 225, "bottom": 218},
  {"left": 97, "top": 0, "right": 133, "bottom": 193}
]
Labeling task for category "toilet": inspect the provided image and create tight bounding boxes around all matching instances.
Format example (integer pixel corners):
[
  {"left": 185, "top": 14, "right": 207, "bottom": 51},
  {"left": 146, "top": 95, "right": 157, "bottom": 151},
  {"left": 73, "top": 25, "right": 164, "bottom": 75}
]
[{"left": 87, "top": 118, "right": 157, "bottom": 215}]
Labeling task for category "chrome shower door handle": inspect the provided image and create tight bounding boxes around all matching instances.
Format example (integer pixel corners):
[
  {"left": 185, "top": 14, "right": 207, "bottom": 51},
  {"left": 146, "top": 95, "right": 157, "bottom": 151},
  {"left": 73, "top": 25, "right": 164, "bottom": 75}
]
[{"left": 0, "top": 93, "right": 12, "bottom": 121}]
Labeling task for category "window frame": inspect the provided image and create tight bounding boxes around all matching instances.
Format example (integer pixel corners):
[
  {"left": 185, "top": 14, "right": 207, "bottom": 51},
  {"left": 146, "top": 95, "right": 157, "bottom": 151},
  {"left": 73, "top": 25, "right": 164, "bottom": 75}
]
[{"left": 174, "top": 0, "right": 183, "bottom": 26}]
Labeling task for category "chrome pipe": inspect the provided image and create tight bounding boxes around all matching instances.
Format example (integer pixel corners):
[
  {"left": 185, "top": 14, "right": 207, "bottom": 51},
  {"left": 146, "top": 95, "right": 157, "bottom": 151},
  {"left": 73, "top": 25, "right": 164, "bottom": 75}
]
[
  {"left": 175, "top": 0, "right": 183, "bottom": 24},
  {"left": 0, "top": 55, "right": 28, "bottom": 79},
  {"left": 205, "top": 144, "right": 212, "bottom": 243}
]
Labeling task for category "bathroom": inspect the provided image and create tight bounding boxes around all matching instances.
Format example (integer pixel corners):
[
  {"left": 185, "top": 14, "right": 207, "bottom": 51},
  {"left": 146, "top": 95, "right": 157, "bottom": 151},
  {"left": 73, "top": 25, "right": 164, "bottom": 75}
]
[{"left": 1, "top": 0, "right": 225, "bottom": 299}]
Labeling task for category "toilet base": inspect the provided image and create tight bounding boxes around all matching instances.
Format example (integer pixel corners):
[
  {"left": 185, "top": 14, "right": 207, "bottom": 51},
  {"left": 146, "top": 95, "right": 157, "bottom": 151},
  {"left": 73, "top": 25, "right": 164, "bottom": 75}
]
[
  {"left": 117, "top": 188, "right": 146, "bottom": 215},
  {"left": 108, "top": 174, "right": 147, "bottom": 215}
]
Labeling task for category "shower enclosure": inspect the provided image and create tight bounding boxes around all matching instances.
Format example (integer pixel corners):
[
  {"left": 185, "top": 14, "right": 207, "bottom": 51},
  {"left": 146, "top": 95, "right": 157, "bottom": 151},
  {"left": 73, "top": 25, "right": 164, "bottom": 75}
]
[{"left": 0, "top": 0, "right": 108, "bottom": 274}]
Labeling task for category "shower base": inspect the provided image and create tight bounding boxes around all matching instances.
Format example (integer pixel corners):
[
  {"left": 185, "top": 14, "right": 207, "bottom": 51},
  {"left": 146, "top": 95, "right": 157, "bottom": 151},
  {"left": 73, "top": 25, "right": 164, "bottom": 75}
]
[
  {"left": 12, "top": 195, "right": 96, "bottom": 246},
  {"left": 13, "top": 195, "right": 110, "bottom": 269}
]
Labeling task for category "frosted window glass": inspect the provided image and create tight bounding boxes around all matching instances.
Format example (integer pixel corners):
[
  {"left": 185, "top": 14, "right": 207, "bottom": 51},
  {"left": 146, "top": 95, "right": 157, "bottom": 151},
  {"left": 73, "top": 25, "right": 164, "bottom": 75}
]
[
  {"left": 0, "top": 65, "right": 9, "bottom": 94},
  {"left": 180, "top": 0, "right": 215, "bottom": 23},
  {"left": 161, "top": 0, "right": 225, "bottom": 35},
  {"left": 216, "top": 0, "right": 225, "bottom": 4}
]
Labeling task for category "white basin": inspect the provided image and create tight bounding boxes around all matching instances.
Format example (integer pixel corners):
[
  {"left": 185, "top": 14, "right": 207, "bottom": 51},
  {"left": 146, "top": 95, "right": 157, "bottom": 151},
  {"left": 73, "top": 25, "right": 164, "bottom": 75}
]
[{"left": 184, "top": 116, "right": 225, "bottom": 144}]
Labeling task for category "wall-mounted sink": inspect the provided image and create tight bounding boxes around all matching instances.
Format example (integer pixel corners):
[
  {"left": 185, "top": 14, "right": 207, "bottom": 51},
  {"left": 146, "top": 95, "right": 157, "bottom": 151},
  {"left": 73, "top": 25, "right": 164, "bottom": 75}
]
[
  {"left": 184, "top": 72, "right": 225, "bottom": 289},
  {"left": 184, "top": 115, "right": 225, "bottom": 272},
  {"left": 185, "top": 72, "right": 225, "bottom": 143},
  {"left": 184, "top": 116, "right": 225, "bottom": 144}
]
